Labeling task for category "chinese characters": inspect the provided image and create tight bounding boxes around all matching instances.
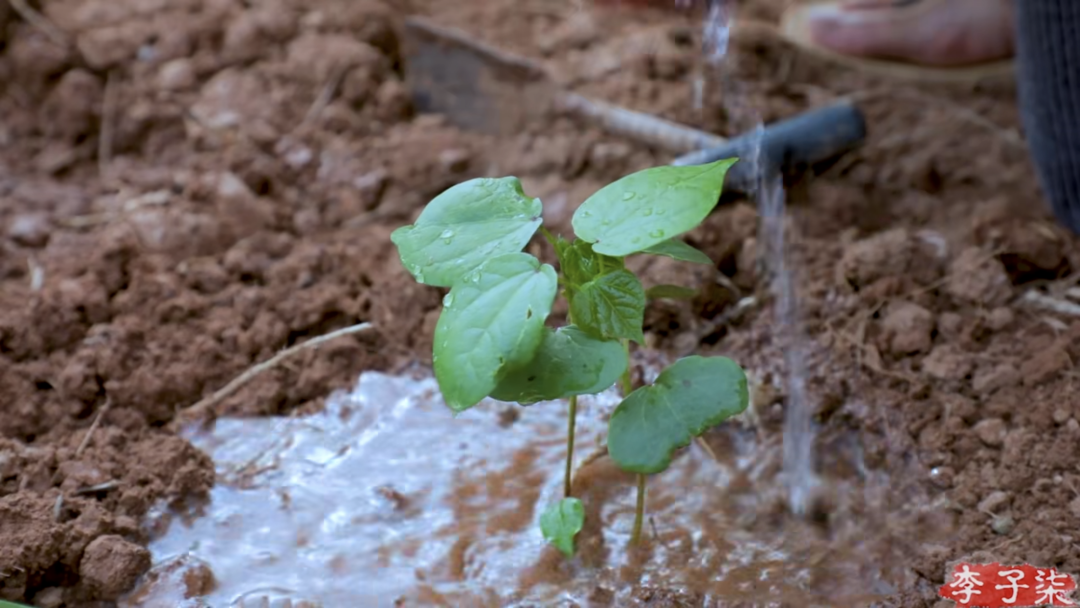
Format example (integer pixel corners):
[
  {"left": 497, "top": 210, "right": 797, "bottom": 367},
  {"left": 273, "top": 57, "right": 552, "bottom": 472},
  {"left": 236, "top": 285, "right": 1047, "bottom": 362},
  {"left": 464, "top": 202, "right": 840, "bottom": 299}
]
[{"left": 939, "top": 562, "right": 1076, "bottom": 607}]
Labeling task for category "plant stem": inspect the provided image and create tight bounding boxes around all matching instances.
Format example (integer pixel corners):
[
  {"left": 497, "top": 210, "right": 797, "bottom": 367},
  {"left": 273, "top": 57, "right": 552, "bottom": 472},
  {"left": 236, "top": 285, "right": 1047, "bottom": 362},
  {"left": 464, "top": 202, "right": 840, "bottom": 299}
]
[
  {"left": 620, "top": 339, "right": 632, "bottom": 395},
  {"left": 631, "top": 473, "right": 646, "bottom": 544},
  {"left": 539, "top": 225, "right": 557, "bottom": 246},
  {"left": 564, "top": 394, "right": 578, "bottom": 498}
]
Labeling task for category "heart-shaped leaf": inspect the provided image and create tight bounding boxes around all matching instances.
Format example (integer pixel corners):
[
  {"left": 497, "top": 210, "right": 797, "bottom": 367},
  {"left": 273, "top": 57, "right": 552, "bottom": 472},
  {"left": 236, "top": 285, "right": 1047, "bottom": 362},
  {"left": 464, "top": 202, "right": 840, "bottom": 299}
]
[
  {"left": 572, "top": 158, "right": 737, "bottom": 257},
  {"left": 607, "top": 356, "right": 749, "bottom": 474},
  {"left": 540, "top": 497, "right": 585, "bottom": 557},
  {"left": 391, "top": 177, "right": 543, "bottom": 287},
  {"left": 569, "top": 269, "right": 646, "bottom": 344},
  {"left": 434, "top": 252, "right": 557, "bottom": 411},
  {"left": 641, "top": 238, "right": 713, "bottom": 265},
  {"left": 489, "top": 325, "right": 628, "bottom": 404},
  {"left": 645, "top": 284, "right": 697, "bottom": 300}
]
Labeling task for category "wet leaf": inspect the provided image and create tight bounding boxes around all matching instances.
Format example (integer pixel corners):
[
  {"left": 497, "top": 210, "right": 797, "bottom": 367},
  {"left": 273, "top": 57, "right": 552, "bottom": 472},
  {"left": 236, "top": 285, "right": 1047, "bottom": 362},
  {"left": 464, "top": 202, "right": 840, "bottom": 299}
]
[
  {"left": 641, "top": 238, "right": 713, "bottom": 265},
  {"left": 434, "top": 252, "right": 557, "bottom": 412},
  {"left": 645, "top": 284, "right": 697, "bottom": 300},
  {"left": 608, "top": 356, "right": 749, "bottom": 474},
  {"left": 490, "top": 326, "right": 628, "bottom": 404},
  {"left": 572, "top": 158, "right": 737, "bottom": 256},
  {"left": 391, "top": 177, "right": 543, "bottom": 287},
  {"left": 540, "top": 497, "right": 585, "bottom": 557},
  {"left": 554, "top": 237, "right": 624, "bottom": 288},
  {"left": 569, "top": 269, "right": 646, "bottom": 344}
]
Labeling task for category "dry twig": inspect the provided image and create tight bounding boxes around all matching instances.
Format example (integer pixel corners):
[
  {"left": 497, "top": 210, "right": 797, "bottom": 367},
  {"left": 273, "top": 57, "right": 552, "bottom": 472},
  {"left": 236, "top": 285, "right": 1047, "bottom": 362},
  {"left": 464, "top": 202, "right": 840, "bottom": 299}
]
[
  {"left": 57, "top": 189, "right": 172, "bottom": 229},
  {"left": 176, "top": 322, "right": 375, "bottom": 426},
  {"left": 7, "top": 0, "right": 70, "bottom": 48},
  {"left": 299, "top": 64, "right": 348, "bottom": 130},
  {"left": 26, "top": 256, "right": 43, "bottom": 291},
  {"left": 76, "top": 398, "right": 112, "bottom": 458},
  {"left": 1021, "top": 290, "right": 1080, "bottom": 317},
  {"left": 74, "top": 481, "right": 120, "bottom": 495},
  {"left": 694, "top": 436, "right": 721, "bottom": 463},
  {"left": 98, "top": 71, "right": 119, "bottom": 181}
]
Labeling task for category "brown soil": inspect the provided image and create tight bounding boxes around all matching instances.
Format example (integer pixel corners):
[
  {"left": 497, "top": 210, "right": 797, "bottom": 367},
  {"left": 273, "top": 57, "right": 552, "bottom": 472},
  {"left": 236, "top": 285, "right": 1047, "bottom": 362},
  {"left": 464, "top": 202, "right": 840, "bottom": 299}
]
[{"left": 0, "top": 0, "right": 1077, "bottom": 606}]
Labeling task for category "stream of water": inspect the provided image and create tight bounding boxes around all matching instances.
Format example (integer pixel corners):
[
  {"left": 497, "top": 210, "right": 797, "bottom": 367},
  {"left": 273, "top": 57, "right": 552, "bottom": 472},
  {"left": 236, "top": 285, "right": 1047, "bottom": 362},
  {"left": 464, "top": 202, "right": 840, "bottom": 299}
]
[{"left": 697, "top": 0, "right": 819, "bottom": 516}]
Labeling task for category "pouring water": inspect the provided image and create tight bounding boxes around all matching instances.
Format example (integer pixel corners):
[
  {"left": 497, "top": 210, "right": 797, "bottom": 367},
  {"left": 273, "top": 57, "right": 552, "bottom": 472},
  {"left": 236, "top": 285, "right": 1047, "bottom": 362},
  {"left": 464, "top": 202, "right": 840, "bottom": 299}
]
[{"left": 695, "top": 0, "right": 820, "bottom": 515}]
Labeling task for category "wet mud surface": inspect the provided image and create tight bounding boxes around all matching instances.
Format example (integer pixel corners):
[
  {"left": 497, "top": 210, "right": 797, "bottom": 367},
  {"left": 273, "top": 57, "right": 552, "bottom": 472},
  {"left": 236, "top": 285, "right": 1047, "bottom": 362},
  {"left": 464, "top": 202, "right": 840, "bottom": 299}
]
[{"left": 0, "top": 0, "right": 1078, "bottom": 606}]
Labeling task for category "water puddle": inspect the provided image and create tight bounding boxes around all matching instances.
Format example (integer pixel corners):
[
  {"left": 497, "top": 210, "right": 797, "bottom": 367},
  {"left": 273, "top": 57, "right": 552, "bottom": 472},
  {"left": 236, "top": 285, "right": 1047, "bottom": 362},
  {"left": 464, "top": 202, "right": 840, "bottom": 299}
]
[{"left": 124, "top": 371, "right": 916, "bottom": 607}]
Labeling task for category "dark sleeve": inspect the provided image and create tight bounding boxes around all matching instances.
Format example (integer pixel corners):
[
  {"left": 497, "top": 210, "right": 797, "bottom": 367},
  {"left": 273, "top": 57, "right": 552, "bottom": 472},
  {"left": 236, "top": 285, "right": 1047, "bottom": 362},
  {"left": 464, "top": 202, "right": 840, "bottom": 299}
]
[{"left": 1015, "top": 0, "right": 1080, "bottom": 233}]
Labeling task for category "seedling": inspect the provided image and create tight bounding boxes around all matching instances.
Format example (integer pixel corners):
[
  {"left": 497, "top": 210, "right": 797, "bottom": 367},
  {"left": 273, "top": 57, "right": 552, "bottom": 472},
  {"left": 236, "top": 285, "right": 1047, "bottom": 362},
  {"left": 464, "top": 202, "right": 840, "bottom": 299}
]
[{"left": 391, "top": 159, "right": 750, "bottom": 554}]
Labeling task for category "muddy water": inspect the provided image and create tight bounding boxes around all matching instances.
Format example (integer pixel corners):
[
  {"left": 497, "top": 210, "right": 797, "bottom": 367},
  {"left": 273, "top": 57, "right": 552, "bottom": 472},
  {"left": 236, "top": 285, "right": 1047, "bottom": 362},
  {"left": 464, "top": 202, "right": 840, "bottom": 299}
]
[{"left": 124, "top": 371, "right": 915, "bottom": 607}]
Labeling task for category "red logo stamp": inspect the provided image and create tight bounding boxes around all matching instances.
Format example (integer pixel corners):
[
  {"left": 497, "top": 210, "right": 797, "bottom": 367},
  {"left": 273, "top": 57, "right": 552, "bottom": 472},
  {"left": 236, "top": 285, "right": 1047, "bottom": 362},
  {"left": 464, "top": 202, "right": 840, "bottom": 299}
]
[{"left": 938, "top": 562, "right": 1077, "bottom": 607}]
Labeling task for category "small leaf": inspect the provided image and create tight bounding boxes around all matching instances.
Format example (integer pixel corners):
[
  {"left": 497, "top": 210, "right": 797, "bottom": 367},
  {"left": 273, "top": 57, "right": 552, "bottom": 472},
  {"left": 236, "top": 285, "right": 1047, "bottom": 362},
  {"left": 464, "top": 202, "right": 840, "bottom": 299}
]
[
  {"left": 540, "top": 497, "right": 585, "bottom": 557},
  {"left": 434, "top": 252, "right": 558, "bottom": 412},
  {"left": 490, "top": 326, "right": 628, "bottom": 404},
  {"left": 646, "top": 284, "right": 697, "bottom": 300},
  {"left": 555, "top": 237, "right": 624, "bottom": 289},
  {"left": 607, "top": 356, "right": 749, "bottom": 474},
  {"left": 572, "top": 158, "right": 738, "bottom": 257},
  {"left": 570, "top": 269, "right": 646, "bottom": 344},
  {"left": 641, "top": 238, "right": 713, "bottom": 265},
  {"left": 391, "top": 177, "right": 543, "bottom": 287}
]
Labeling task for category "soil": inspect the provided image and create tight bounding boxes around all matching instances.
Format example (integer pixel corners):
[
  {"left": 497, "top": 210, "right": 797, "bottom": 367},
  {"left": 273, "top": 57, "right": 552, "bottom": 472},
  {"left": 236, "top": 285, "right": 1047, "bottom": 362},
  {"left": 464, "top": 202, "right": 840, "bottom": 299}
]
[{"left": 0, "top": 0, "right": 1078, "bottom": 606}]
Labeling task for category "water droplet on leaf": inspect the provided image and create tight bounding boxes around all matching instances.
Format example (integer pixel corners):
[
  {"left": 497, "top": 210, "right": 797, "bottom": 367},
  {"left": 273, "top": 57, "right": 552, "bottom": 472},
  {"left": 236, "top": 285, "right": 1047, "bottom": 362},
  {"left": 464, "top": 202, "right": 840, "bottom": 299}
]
[
  {"left": 642, "top": 208, "right": 653, "bottom": 217},
  {"left": 649, "top": 229, "right": 666, "bottom": 239},
  {"left": 443, "top": 293, "right": 455, "bottom": 307},
  {"left": 440, "top": 229, "right": 455, "bottom": 239},
  {"left": 622, "top": 192, "right": 636, "bottom": 201}
]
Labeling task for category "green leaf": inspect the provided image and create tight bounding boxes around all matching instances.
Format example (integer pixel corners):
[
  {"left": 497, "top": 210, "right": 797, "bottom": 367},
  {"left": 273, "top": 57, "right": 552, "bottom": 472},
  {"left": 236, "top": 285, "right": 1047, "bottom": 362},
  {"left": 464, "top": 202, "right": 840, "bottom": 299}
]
[
  {"left": 572, "top": 158, "right": 738, "bottom": 257},
  {"left": 607, "top": 356, "right": 749, "bottom": 474},
  {"left": 434, "top": 252, "right": 557, "bottom": 412},
  {"left": 540, "top": 497, "right": 585, "bottom": 557},
  {"left": 390, "top": 177, "right": 543, "bottom": 287},
  {"left": 569, "top": 269, "right": 646, "bottom": 344},
  {"left": 641, "top": 238, "right": 713, "bottom": 265},
  {"left": 555, "top": 237, "right": 624, "bottom": 288},
  {"left": 645, "top": 284, "right": 697, "bottom": 300},
  {"left": 489, "top": 326, "right": 628, "bottom": 404}
]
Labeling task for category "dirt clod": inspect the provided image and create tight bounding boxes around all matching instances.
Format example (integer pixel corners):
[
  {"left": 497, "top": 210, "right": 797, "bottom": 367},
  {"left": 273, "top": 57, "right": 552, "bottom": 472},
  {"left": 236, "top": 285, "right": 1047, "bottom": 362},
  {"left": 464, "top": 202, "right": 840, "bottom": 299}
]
[
  {"left": 971, "top": 364, "right": 1019, "bottom": 395},
  {"left": 8, "top": 213, "right": 52, "bottom": 248},
  {"left": 978, "top": 491, "right": 1010, "bottom": 513},
  {"left": 945, "top": 248, "right": 1012, "bottom": 306},
  {"left": 80, "top": 535, "right": 151, "bottom": 600},
  {"left": 879, "top": 300, "right": 935, "bottom": 356},
  {"left": 1020, "top": 344, "right": 1071, "bottom": 386},
  {"left": 991, "top": 516, "right": 1016, "bottom": 535},
  {"left": 921, "top": 345, "right": 973, "bottom": 381},
  {"left": 974, "top": 418, "right": 1007, "bottom": 447}
]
